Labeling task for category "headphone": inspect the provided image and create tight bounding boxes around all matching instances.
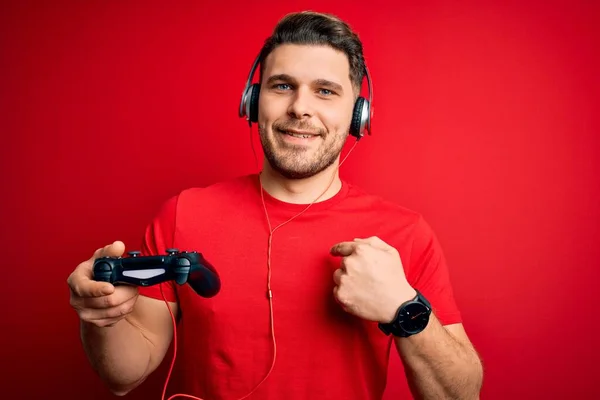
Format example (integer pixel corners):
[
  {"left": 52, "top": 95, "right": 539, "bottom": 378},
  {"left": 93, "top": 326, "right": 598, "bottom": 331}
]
[{"left": 238, "top": 52, "right": 374, "bottom": 139}]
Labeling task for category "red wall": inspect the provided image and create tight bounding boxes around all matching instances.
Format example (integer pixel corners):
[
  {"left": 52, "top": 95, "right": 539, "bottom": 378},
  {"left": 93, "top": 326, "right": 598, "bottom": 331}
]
[{"left": 2, "top": 1, "right": 598, "bottom": 399}]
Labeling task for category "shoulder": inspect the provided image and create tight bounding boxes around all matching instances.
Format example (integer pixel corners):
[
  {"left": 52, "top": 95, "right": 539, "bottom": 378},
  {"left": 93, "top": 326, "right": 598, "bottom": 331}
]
[
  {"left": 341, "top": 181, "right": 440, "bottom": 251},
  {"left": 174, "top": 173, "right": 258, "bottom": 207},
  {"left": 343, "top": 180, "right": 425, "bottom": 227},
  {"left": 152, "top": 174, "right": 259, "bottom": 221}
]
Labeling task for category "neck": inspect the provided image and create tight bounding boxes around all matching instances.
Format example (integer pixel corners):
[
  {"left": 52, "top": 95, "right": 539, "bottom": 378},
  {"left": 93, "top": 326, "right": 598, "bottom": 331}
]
[{"left": 259, "top": 162, "right": 342, "bottom": 205}]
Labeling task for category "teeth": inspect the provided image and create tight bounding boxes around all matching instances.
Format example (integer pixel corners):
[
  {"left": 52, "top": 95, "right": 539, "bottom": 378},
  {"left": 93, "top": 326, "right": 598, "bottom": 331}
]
[{"left": 287, "top": 132, "right": 311, "bottom": 139}]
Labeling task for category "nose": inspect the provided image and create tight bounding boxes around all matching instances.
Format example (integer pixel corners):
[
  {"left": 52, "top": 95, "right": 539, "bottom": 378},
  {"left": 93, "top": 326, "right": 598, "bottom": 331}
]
[{"left": 287, "top": 86, "right": 314, "bottom": 119}]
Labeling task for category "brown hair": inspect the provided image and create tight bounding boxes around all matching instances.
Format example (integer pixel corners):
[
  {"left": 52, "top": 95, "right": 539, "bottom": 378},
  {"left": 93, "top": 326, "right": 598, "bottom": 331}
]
[{"left": 258, "top": 11, "right": 366, "bottom": 93}]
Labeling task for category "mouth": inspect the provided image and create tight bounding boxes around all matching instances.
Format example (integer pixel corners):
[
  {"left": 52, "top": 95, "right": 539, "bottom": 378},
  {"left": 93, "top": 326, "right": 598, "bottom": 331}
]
[{"left": 277, "top": 128, "right": 322, "bottom": 140}]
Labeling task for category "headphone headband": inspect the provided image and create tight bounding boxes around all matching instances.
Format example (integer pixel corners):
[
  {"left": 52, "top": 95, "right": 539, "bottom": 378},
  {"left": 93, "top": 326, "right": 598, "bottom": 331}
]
[
  {"left": 364, "top": 63, "right": 373, "bottom": 136},
  {"left": 239, "top": 53, "right": 261, "bottom": 119}
]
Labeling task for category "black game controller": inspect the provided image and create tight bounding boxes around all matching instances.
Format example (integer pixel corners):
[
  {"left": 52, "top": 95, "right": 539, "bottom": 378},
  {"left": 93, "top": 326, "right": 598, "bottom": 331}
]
[{"left": 93, "top": 249, "right": 221, "bottom": 298}]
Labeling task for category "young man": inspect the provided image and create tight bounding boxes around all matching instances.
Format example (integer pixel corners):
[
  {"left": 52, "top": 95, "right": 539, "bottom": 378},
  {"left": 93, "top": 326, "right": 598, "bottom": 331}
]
[{"left": 68, "top": 11, "right": 483, "bottom": 400}]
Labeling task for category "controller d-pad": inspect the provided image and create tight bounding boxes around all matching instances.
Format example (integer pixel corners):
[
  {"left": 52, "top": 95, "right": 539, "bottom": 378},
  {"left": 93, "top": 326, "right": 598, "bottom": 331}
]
[
  {"left": 177, "top": 258, "right": 191, "bottom": 266},
  {"left": 95, "top": 262, "right": 112, "bottom": 272},
  {"left": 93, "top": 261, "right": 113, "bottom": 283},
  {"left": 173, "top": 257, "right": 191, "bottom": 285}
]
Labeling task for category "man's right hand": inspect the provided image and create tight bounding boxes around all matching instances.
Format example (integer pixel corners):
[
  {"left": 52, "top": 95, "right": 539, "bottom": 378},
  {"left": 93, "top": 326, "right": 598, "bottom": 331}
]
[{"left": 68, "top": 241, "right": 140, "bottom": 328}]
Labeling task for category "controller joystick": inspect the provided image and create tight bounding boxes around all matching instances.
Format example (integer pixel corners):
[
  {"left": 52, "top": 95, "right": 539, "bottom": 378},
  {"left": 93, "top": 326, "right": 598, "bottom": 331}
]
[{"left": 92, "top": 249, "right": 221, "bottom": 298}]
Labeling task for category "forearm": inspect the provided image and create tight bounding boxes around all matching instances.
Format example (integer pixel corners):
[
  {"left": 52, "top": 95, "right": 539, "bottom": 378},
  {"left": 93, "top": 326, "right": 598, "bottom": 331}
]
[
  {"left": 80, "top": 318, "right": 153, "bottom": 395},
  {"left": 394, "top": 313, "right": 483, "bottom": 400}
]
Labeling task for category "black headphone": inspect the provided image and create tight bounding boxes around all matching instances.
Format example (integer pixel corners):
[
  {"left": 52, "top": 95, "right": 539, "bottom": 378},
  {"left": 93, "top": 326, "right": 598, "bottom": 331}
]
[{"left": 238, "top": 52, "right": 373, "bottom": 139}]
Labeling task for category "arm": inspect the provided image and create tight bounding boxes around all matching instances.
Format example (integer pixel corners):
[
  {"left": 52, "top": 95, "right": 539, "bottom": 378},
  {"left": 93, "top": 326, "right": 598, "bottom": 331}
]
[
  {"left": 81, "top": 296, "right": 178, "bottom": 396},
  {"left": 330, "top": 222, "right": 484, "bottom": 399},
  {"left": 394, "top": 314, "right": 483, "bottom": 399},
  {"left": 78, "top": 194, "right": 181, "bottom": 395},
  {"left": 393, "top": 215, "right": 482, "bottom": 398}
]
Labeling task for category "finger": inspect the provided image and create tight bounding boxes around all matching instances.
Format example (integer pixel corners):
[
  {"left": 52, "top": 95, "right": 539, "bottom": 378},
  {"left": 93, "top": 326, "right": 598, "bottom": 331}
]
[
  {"left": 69, "top": 272, "right": 115, "bottom": 297},
  {"left": 332, "top": 286, "right": 349, "bottom": 311},
  {"left": 330, "top": 241, "right": 358, "bottom": 257},
  {"left": 88, "top": 319, "right": 120, "bottom": 328},
  {"left": 72, "top": 241, "right": 127, "bottom": 298},
  {"left": 333, "top": 268, "right": 345, "bottom": 285},
  {"left": 79, "top": 240, "right": 127, "bottom": 280},
  {"left": 68, "top": 260, "right": 115, "bottom": 297},
  {"left": 92, "top": 240, "right": 126, "bottom": 261},
  {"left": 333, "top": 285, "right": 340, "bottom": 303},
  {"left": 82, "top": 286, "right": 139, "bottom": 309},
  {"left": 354, "top": 236, "right": 392, "bottom": 251},
  {"left": 79, "top": 294, "right": 138, "bottom": 321}
]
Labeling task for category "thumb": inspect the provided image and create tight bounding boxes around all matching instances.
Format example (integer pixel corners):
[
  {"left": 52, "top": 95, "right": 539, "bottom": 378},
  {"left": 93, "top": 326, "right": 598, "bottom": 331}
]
[
  {"left": 87, "top": 240, "right": 126, "bottom": 263},
  {"left": 354, "top": 236, "right": 392, "bottom": 252},
  {"left": 98, "top": 240, "right": 126, "bottom": 259},
  {"left": 78, "top": 240, "right": 127, "bottom": 297},
  {"left": 330, "top": 241, "right": 358, "bottom": 257}
]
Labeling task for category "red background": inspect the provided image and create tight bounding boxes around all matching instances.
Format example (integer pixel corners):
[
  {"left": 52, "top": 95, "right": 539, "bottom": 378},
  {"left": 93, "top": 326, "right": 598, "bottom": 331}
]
[{"left": 2, "top": 0, "right": 599, "bottom": 399}]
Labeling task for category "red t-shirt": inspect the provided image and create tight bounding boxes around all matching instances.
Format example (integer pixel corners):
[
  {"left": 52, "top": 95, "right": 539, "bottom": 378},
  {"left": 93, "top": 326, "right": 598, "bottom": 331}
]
[{"left": 137, "top": 174, "right": 461, "bottom": 400}]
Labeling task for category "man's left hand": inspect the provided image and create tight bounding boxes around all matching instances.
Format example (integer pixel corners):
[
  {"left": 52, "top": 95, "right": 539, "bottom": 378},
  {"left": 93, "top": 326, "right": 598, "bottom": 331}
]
[{"left": 329, "top": 236, "right": 417, "bottom": 323}]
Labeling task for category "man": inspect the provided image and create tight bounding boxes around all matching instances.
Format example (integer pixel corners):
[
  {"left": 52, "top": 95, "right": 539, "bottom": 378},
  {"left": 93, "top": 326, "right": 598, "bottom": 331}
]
[{"left": 68, "top": 11, "right": 483, "bottom": 400}]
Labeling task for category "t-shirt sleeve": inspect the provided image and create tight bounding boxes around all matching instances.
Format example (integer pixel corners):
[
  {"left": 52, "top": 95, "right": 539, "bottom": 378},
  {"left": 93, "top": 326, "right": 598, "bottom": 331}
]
[
  {"left": 406, "top": 215, "right": 462, "bottom": 326},
  {"left": 137, "top": 193, "right": 180, "bottom": 303}
]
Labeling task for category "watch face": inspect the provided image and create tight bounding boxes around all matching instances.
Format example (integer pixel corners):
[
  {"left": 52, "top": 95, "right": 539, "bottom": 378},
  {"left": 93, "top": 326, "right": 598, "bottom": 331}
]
[{"left": 399, "top": 302, "right": 430, "bottom": 334}]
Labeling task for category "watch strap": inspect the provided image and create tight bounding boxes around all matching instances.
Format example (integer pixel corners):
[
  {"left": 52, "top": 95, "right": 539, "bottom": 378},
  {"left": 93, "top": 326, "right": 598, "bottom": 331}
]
[{"left": 378, "top": 289, "right": 431, "bottom": 337}]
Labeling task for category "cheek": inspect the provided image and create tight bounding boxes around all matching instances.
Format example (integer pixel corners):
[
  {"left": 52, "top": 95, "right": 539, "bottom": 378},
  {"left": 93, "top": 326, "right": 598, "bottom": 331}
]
[
  {"left": 320, "top": 105, "right": 353, "bottom": 133},
  {"left": 258, "top": 94, "right": 287, "bottom": 124}
]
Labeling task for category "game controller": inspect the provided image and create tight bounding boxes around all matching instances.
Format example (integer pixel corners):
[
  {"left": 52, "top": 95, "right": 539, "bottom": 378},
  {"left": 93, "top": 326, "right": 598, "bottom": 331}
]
[{"left": 93, "top": 249, "right": 221, "bottom": 298}]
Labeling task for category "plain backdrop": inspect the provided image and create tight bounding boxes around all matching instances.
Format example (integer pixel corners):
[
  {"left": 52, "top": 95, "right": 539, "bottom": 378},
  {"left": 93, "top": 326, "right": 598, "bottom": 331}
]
[{"left": 1, "top": 0, "right": 599, "bottom": 399}]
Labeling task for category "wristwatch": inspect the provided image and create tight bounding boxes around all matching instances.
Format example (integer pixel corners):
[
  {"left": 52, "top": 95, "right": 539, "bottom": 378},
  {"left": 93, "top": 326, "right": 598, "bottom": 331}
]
[{"left": 378, "top": 290, "right": 432, "bottom": 338}]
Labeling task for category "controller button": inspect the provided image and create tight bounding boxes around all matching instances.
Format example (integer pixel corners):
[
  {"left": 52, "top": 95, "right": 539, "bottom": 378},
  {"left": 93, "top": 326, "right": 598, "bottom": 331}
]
[
  {"left": 166, "top": 248, "right": 179, "bottom": 255},
  {"left": 128, "top": 251, "right": 141, "bottom": 257},
  {"left": 95, "top": 262, "right": 112, "bottom": 272},
  {"left": 177, "top": 257, "right": 191, "bottom": 266}
]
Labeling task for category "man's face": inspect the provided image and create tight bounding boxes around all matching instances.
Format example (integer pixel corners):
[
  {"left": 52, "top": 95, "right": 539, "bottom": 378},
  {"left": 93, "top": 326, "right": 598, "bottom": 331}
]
[{"left": 257, "top": 44, "right": 356, "bottom": 180}]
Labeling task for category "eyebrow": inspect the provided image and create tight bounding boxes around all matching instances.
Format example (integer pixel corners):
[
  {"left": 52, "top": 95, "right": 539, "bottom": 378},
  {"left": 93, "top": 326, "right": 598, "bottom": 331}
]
[{"left": 265, "top": 74, "right": 344, "bottom": 93}]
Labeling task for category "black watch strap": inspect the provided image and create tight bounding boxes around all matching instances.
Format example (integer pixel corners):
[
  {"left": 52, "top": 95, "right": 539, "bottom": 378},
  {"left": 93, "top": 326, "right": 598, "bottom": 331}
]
[{"left": 378, "top": 290, "right": 432, "bottom": 337}]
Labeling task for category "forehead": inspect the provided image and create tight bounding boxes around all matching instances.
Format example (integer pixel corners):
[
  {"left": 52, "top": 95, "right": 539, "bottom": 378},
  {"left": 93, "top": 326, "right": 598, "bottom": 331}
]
[{"left": 262, "top": 44, "right": 352, "bottom": 86}]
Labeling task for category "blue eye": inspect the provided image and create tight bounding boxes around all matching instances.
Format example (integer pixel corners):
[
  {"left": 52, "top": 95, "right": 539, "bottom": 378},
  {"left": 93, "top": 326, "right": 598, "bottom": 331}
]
[
  {"left": 275, "top": 84, "right": 291, "bottom": 90},
  {"left": 319, "top": 89, "right": 333, "bottom": 96}
]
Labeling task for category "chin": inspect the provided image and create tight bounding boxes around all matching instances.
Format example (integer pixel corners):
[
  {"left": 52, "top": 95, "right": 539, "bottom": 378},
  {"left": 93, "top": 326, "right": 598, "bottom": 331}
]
[
  {"left": 273, "top": 167, "right": 318, "bottom": 180},
  {"left": 267, "top": 154, "right": 338, "bottom": 180},
  {"left": 259, "top": 125, "right": 343, "bottom": 179}
]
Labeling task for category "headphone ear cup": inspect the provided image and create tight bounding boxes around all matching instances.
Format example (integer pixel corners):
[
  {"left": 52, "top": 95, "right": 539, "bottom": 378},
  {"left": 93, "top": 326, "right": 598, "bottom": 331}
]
[
  {"left": 248, "top": 83, "right": 260, "bottom": 123},
  {"left": 350, "top": 97, "right": 367, "bottom": 138}
]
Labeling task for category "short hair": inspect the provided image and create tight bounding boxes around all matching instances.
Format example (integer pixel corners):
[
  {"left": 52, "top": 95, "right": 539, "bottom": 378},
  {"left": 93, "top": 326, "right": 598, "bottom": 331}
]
[{"left": 258, "top": 11, "right": 366, "bottom": 93}]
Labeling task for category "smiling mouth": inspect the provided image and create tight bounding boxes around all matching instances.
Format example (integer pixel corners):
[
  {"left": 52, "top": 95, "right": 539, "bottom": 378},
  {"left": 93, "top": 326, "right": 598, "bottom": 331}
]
[{"left": 277, "top": 128, "right": 321, "bottom": 139}]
